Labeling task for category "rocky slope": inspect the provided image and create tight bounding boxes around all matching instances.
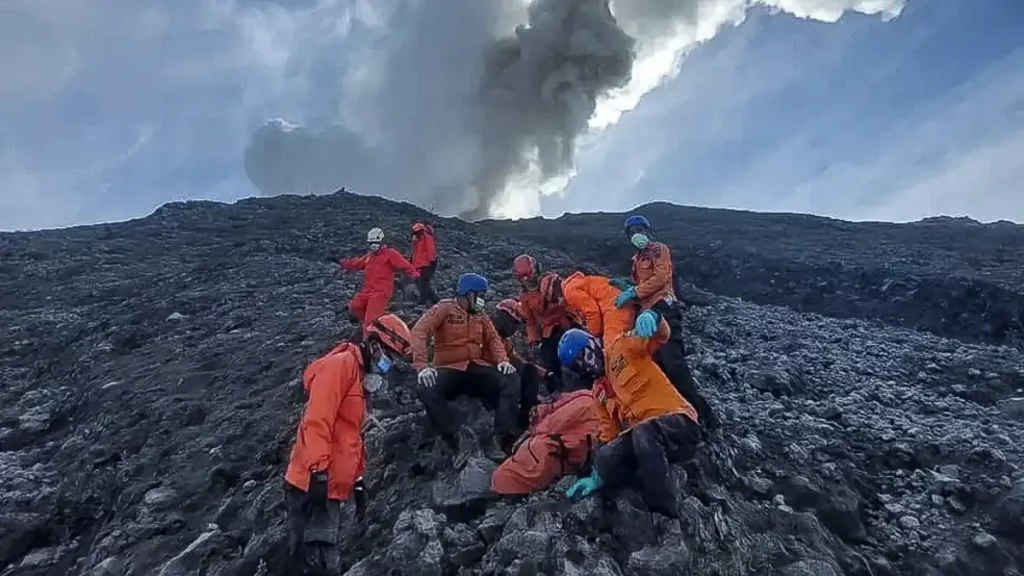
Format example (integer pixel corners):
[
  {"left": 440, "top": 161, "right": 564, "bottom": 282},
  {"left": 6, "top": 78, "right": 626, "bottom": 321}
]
[
  {"left": 485, "top": 204, "right": 1024, "bottom": 350},
  {"left": 1, "top": 190, "right": 1023, "bottom": 576}
]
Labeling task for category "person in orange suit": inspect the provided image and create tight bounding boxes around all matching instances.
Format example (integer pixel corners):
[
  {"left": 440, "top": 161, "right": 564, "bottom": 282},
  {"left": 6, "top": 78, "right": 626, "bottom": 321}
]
[
  {"left": 282, "top": 314, "right": 413, "bottom": 575},
  {"left": 412, "top": 273, "right": 521, "bottom": 466},
  {"left": 410, "top": 222, "right": 439, "bottom": 305},
  {"left": 558, "top": 271, "right": 637, "bottom": 345},
  {"left": 558, "top": 323, "right": 702, "bottom": 519},
  {"left": 340, "top": 227, "right": 419, "bottom": 333},
  {"left": 490, "top": 380, "right": 621, "bottom": 495},
  {"left": 613, "top": 215, "right": 718, "bottom": 430},
  {"left": 513, "top": 254, "right": 573, "bottom": 393}
]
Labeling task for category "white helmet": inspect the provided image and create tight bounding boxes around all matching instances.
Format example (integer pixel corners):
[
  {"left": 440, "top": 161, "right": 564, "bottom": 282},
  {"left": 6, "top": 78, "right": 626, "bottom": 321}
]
[{"left": 367, "top": 227, "right": 385, "bottom": 243}]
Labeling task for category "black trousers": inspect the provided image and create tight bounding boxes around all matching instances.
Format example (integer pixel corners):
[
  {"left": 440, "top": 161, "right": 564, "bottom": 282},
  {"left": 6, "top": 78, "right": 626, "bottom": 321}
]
[
  {"left": 416, "top": 261, "right": 440, "bottom": 305},
  {"left": 651, "top": 301, "right": 717, "bottom": 428},
  {"left": 283, "top": 483, "right": 343, "bottom": 576},
  {"left": 539, "top": 327, "right": 566, "bottom": 393},
  {"left": 510, "top": 359, "right": 543, "bottom": 429},
  {"left": 593, "top": 413, "right": 700, "bottom": 518},
  {"left": 415, "top": 363, "right": 521, "bottom": 439}
]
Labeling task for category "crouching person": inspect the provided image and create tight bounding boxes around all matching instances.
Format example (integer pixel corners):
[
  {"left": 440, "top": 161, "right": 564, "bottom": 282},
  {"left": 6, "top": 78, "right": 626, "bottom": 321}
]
[
  {"left": 490, "top": 382, "right": 620, "bottom": 495},
  {"left": 557, "top": 325, "right": 703, "bottom": 519},
  {"left": 282, "top": 314, "right": 413, "bottom": 576},
  {"left": 412, "top": 273, "right": 521, "bottom": 468}
]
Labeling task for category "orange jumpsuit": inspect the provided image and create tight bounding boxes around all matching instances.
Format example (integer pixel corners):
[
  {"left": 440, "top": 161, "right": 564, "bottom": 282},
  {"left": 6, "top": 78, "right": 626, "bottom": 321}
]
[
  {"left": 284, "top": 342, "right": 367, "bottom": 501},
  {"left": 561, "top": 272, "right": 636, "bottom": 343},
  {"left": 630, "top": 241, "right": 676, "bottom": 309},
  {"left": 341, "top": 246, "right": 419, "bottom": 328},
  {"left": 491, "top": 389, "right": 620, "bottom": 494}
]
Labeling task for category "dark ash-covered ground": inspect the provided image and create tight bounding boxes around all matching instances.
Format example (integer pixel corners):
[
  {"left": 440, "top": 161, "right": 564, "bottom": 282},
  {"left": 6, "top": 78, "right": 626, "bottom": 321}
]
[{"left": 1, "top": 190, "right": 1023, "bottom": 576}]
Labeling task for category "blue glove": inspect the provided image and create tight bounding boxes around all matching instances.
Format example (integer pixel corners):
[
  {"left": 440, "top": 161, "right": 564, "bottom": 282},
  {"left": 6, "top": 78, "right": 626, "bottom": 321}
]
[
  {"left": 565, "top": 469, "right": 603, "bottom": 500},
  {"left": 634, "top": 310, "right": 658, "bottom": 338},
  {"left": 609, "top": 278, "right": 634, "bottom": 292},
  {"left": 614, "top": 287, "right": 637, "bottom": 308}
]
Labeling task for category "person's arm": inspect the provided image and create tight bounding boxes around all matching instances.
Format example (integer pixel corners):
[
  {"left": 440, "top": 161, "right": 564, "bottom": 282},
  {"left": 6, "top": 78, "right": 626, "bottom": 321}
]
[
  {"left": 563, "top": 283, "right": 603, "bottom": 336},
  {"left": 389, "top": 248, "right": 420, "bottom": 278},
  {"left": 299, "top": 357, "right": 347, "bottom": 472},
  {"left": 522, "top": 299, "right": 541, "bottom": 344},
  {"left": 340, "top": 253, "right": 368, "bottom": 271},
  {"left": 411, "top": 302, "right": 450, "bottom": 370},
  {"left": 634, "top": 244, "right": 672, "bottom": 301},
  {"left": 483, "top": 316, "right": 509, "bottom": 365}
]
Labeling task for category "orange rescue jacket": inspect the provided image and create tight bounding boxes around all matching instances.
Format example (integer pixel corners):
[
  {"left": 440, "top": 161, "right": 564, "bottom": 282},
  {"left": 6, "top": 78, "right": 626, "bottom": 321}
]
[
  {"left": 341, "top": 246, "right": 419, "bottom": 299},
  {"left": 630, "top": 242, "right": 676, "bottom": 309},
  {"left": 491, "top": 389, "right": 620, "bottom": 494},
  {"left": 520, "top": 286, "right": 573, "bottom": 344},
  {"left": 410, "top": 226, "right": 437, "bottom": 268},
  {"left": 561, "top": 272, "right": 636, "bottom": 343},
  {"left": 284, "top": 342, "right": 367, "bottom": 500},
  {"left": 412, "top": 299, "right": 508, "bottom": 371},
  {"left": 603, "top": 321, "right": 699, "bottom": 426}
]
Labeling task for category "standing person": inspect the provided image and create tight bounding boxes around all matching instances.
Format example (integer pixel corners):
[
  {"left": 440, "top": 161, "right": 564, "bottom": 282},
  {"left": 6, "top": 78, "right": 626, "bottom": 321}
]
[
  {"left": 410, "top": 222, "right": 440, "bottom": 305},
  {"left": 613, "top": 215, "right": 718, "bottom": 430},
  {"left": 513, "top": 254, "right": 573, "bottom": 393},
  {"left": 411, "top": 273, "right": 521, "bottom": 466},
  {"left": 282, "top": 314, "right": 414, "bottom": 575},
  {"left": 340, "top": 227, "right": 419, "bottom": 334}
]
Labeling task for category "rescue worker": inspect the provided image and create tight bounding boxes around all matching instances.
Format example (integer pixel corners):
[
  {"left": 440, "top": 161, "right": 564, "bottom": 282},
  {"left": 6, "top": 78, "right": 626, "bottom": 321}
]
[
  {"left": 491, "top": 381, "right": 620, "bottom": 495},
  {"left": 490, "top": 298, "right": 549, "bottom": 428},
  {"left": 513, "top": 254, "right": 573, "bottom": 392},
  {"left": 558, "top": 270, "right": 637, "bottom": 345},
  {"left": 557, "top": 325, "right": 702, "bottom": 519},
  {"left": 410, "top": 222, "right": 440, "bottom": 305},
  {"left": 340, "top": 227, "right": 420, "bottom": 333},
  {"left": 282, "top": 314, "right": 413, "bottom": 576},
  {"left": 613, "top": 215, "right": 718, "bottom": 429},
  {"left": 412, "top": 273, "right": 521, "bottom": 467}
]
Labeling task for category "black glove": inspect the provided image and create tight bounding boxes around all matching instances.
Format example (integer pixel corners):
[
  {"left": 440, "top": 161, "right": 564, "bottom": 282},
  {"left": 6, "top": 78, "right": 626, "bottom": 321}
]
[
  {"left": 353, "top": 476, "right": 367, "bottom": 522},
  {"left": 307, "top": 471, "right": 329, "bottom": 508}
]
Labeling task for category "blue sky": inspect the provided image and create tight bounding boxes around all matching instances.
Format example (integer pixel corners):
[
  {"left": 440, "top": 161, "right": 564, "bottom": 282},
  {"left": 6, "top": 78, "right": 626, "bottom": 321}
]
[{"left": 0, "top": 0, "right": 1021, "bottom": 231}]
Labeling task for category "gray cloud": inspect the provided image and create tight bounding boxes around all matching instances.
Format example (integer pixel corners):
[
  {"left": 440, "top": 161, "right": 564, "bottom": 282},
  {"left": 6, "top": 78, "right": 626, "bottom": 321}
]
[{"left": 245, "top": 0, "right": 638, "bottom": 219}]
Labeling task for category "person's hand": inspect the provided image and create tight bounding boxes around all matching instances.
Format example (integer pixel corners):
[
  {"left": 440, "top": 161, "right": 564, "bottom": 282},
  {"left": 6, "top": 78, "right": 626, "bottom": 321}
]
[
  {"left": 353, "top": 476, "right": 367, "bottom": 522},
  {"left": 614, "top": 287, "right": 637, "bottom": 308},
  {"left": 307, "top": 470, "right": 329, "bottom": 508},
  {"left": 634, "top": 310, "right": 658, "bottom": 338},
  {"left": 497, "top": 362, "right": 516, "bottom": 375},
  {"left": 417, "top": 367, "right": 438, "bottom": 387},
  {"left": 565, "top": 470, "right": 603, "bottom": 500}
]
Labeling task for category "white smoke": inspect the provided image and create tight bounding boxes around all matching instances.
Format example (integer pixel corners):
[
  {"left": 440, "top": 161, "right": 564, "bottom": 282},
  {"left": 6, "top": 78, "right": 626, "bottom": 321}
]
[{"left": 243, "top": 0, "right": 907, "bottom": 220}]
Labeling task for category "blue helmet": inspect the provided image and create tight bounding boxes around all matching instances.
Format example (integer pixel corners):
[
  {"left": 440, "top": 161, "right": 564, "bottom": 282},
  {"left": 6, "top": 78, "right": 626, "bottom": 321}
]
[
  {"left": 557, "top": 328, "right": 597, "bottom": 367},
  {"left": 456, "top": 273, "right": 489, "bottom": 296},
  {"left": 623, "top": 214, "right": 651, "bottom": 233}
]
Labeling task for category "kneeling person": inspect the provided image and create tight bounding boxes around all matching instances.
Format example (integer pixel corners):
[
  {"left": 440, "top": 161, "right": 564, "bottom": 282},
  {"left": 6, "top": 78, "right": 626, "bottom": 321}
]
[
  {"left": 283, "top": 314, "right": 413, "bottom": 576},
  {"left": 557, "top": 325, "right": 702, "bottom": 519},
  {"left": 412, "top": 273, "right": 520, "bottom": 467}
]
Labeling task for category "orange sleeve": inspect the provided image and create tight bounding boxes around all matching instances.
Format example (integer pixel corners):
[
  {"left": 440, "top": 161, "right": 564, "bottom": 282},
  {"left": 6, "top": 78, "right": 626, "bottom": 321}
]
[
  {"left": 564, "top": 281, "right": 602, "bottom": 337},
  {"left": 521, "top": 298, "right": 541, "bottom": 344},
  {"left": 412, "top": 301, "right": 451, "bottom": 370},
  {"left": 634, "top": 244, "right": 672, "bottom": 300},
  {"left": 388, "top": 248, "right": 420, "bottom": 278},
  {"left": 340, "top": 254, "right": 368, "bottom": 271},
  {"left": 300, "top": 355, "right": 351, "bottom": 472},
  {"left": 483, "top": 316, "right": 509, "bottom": 365}
]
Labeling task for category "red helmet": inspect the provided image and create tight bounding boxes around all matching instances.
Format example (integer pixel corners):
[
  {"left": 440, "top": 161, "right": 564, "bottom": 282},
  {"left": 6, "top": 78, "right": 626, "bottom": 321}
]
[
  {"left": 411, "top": 222, "right": 428, "bottom": 234},
  {"left": 539, "top": 272, "right": 562, "bottom": 305},
  {"left": 512, "top": 254, "right": 539, "bottom": 282},
  {"left": 496, "top": 298, "right": 525, "bottom": 323},
  {"left": 364, "top": 314, "right": 413, "bottom": 357}
]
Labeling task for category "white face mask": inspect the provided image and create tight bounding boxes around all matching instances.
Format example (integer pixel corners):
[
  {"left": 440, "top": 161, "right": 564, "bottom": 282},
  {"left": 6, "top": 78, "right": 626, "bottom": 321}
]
[
  {"left": 363, "top": 373, "right": 385, "bottom": 394},
  {"left": 369, "top": 243, "right": 381, "bottom": 252}
]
